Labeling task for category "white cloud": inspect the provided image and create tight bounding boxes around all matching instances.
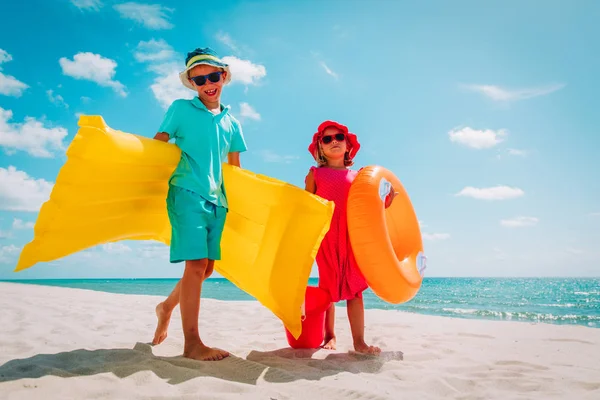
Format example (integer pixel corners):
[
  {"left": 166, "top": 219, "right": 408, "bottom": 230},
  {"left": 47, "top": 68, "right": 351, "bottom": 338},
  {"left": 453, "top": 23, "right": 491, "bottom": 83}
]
[
  {"left": 0, "top": 231, "right": 11, "bottom": 239},
  {"left": 134, "top": 39, "right": 176, "bottom": 62},
  {"left": 72, "top": 248, "right": 99, "bottom": 260},
  {"left": 332, "top": 25, "right": 349, "bottom": 39},
  {"left": 239, "top": 102, "right": 261, "bottom": 121},
  {"left": 463, "top": 83, "right": 565, "bottom": 101},
  {"left": 59, "top": 52, "right": 127, "bottom": 97},
  {"left": 134, "top": 40, "right": 266, "bottom": 108},
  {"left": 496, "top": 148, "right": 530, "bottom": 160},
  {"left": 500, "top": 216, "right": 539, "bottom": 228},
  {"left": 132, "top": 40, "right": 191, "bottom": 109},
  {"left": 12, "top": 218, "right": 34, "bottom": 230},
  {"left": 507, "top": 148, "right": 528, "bottom": 157},
  {"left": 0, "top": 166, "right": 53, "bottom": 212},
  {"left": 0, "top": 107, "right": 68, "bottom": 158},
  {"left": 319, "top": 61, "right": 339, "bottom": 80},
  {"left": 418, "top": 220, "right": 427, "bottom": 229},
  {"left": 448, "top": 127, "right": 506, "bottom": 149},
  {"left": 70, "top": 0, "right": 103, "bottom": 10},
  {"left": 456, "top": 185, "right": 524, "bottom": 200},
  {"left": 80, "top": 96, "right": 92, "bottom": 103},
  {"left": 149, "top": 63, "right": 193, "bottom": 109},
  {"left": 0, "top": 244, "right": 21, "bottom": 264},
  {"left": 114, "top": 2, "right": 174, "bottom": 30},
  {"left": 423, "top": 233, "right": 450, "bottom": 241},
  {"left": 132, "top": 40, "right": 190, "bottom": 109},
  {"left": 565, "top": 247, "right": 584, "bottom": 256},
  {"left": 0, "top": 49, "right": 29, "bottom": 97},
  {"left": 216, "top": 32, "right": 240, "bottom": 53},
  {"left": 138, "top": 243, "right": 169, "bottom": 260},
  {"left": 493, "top": 247, "right": 508, "bottom": 261},
  {"left": 589, "top": 212, "right": 600, "bottom": 217},
  {"left": 0, "top": 73, "right": 28, "bottom": 97},
  {"left": 222, "top": 56, "right": 266, "bottom": 85},
  {"left": 47, "top": 90, "right": 69, "bottom": 109},
  {"left": 256, "top": 150, "right": 299, "bottom": 164},
  {"left": 0, "top": 49, "right": 12, "bottom": 64},
  {"left": 102, "top": 243, "right": 132, "bottom": 254}
]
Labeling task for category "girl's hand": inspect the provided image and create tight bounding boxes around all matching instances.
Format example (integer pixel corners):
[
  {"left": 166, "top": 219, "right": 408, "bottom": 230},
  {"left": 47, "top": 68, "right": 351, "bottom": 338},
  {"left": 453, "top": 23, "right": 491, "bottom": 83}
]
[{"left": 384, "top": 188, "right": 398, "bottom": 208}]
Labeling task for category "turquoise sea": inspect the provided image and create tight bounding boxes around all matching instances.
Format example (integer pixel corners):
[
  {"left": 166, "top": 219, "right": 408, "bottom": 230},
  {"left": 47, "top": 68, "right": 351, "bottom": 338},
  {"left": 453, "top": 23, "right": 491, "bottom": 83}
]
[{"left": 2, "top": 277, "right": 599, "bottom": 328}]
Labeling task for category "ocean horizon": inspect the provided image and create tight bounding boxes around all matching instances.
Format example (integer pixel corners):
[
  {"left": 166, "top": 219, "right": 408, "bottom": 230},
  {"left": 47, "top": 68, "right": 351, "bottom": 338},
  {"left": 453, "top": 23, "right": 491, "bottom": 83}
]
[{"left": 3, "top": 277, "right": 598, "bottom": 329}]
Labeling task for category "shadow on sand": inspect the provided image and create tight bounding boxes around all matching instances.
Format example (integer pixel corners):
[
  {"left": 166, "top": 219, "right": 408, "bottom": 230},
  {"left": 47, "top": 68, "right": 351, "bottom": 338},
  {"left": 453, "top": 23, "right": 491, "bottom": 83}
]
[
  {"left": 0, "top": 342, "right": 403, "bottom": 385},
  {"left": 245, "top": 347, "right": 403, "bottom": 383}
]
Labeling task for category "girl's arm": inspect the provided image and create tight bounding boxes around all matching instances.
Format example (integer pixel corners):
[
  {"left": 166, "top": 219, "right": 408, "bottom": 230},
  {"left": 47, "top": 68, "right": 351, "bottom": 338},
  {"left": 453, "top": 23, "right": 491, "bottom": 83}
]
[
  {"left": 304, "top": 169, "right": 317, "bottom": 194},
  {"left": 228, "top": 152, "right": 241, "bottom": 168},
  {"left": 385, "top": 187, "right": 398, "bottom": 208},
  {"left": 153, "top": 132, "right": 170, "bottom": 142}
]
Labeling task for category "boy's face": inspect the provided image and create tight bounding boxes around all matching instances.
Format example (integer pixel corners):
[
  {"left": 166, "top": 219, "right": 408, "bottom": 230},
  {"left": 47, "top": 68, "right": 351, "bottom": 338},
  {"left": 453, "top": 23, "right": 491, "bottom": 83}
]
[
  {"left": 320, "top": 126, "right": 347, "bottom": 160},
  {"left": 188, "top": 64, "right": 227, "bottom": 105}
]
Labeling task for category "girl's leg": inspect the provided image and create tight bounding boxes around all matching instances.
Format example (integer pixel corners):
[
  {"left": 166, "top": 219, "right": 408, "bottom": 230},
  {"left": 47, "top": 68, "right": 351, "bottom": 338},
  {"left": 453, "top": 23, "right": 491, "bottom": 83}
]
[
  {"left": 152, "top": 260, "right": 215, "bottom": 345},
  {"left": 347, "top": 296, "right": 381, "bottom": 355},
  {"left": 322, "top": 303, "right": 337, "bottom": 349}
]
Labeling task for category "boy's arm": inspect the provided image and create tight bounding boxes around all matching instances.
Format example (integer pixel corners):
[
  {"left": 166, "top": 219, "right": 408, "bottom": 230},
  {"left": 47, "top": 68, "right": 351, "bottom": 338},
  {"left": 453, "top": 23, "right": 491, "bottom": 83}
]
[
  {"left": 228, "top": 152, "right": 241, "bottom": 167},
  {"left": 228, "top": 120, "right": 246, "bottom": 168},
  {"left": 154, "top": 101, "right": 179, "bottom": 142},
  {"left": 154, "top": 132, "right": 170, "bottom": 142}
]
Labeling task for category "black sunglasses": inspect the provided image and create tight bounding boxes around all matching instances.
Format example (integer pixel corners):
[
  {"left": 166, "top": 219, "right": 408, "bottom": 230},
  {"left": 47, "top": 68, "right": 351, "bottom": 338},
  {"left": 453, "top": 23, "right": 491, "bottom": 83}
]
[
  {"left": 321, "top": 133, "right": 346, "bottom": 144},
  {"left": 189, "top": 71, "right": 223, "bottom": 86}
]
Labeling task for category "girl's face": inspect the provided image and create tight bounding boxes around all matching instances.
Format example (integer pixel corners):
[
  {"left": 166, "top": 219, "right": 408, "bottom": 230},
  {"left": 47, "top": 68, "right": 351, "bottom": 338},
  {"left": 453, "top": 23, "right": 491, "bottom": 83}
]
[
  {"left": 188, "top": 64, "right": 227, "bottom": 105},
  {"left": 320, "top": 126, "right": 347, "bottom": 161}
]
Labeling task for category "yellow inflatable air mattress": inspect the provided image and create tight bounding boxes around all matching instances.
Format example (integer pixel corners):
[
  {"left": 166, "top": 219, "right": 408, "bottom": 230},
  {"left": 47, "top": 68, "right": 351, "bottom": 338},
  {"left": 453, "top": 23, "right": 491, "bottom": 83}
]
[{"left": 15, "top": 116, "right": 334, "bottom": 338}]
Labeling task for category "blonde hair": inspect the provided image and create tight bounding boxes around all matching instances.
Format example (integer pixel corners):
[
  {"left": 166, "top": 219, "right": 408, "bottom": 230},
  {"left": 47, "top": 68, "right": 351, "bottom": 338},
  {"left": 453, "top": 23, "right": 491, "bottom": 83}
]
[{"left": 315, "top": 143, "right": 354, "bottom": 167}]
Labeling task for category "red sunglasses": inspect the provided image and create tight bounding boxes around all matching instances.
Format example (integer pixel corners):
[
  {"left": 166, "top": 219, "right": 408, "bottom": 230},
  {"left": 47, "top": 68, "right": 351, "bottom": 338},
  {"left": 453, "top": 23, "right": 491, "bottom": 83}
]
[{"left": 321, "top": 133, "right": 346, "bottom": 144}]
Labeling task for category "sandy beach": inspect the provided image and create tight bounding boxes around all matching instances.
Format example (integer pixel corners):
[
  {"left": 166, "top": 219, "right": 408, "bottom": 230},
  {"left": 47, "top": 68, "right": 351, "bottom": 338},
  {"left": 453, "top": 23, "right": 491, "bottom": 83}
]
[{"left": 0, "top": 282, "right": 598, "bottom": 400}]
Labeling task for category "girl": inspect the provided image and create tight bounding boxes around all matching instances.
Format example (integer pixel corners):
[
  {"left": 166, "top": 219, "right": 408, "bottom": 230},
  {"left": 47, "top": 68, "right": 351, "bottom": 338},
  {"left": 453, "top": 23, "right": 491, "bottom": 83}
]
[{"left": 305, "top": 120, "right": 394, "bottom": 355}]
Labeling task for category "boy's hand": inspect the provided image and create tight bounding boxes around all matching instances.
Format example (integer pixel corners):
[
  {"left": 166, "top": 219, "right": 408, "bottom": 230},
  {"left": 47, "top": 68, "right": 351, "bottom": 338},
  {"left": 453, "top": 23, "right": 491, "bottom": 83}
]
[
  {"left": 154, "top": 132, "right": 170, "bottom": 142},
  {"left": 384, "top": 188, "right": 398, "bottom": 208},
  {"left": 228, "top": 152, "right": 241, "bottom": 167}
]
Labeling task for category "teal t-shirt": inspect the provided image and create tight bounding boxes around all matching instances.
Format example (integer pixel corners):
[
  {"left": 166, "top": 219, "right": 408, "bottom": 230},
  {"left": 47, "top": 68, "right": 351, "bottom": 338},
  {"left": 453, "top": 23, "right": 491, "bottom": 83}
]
[{"left": 158, "top": 97, "right": 247, "bottom": 208}]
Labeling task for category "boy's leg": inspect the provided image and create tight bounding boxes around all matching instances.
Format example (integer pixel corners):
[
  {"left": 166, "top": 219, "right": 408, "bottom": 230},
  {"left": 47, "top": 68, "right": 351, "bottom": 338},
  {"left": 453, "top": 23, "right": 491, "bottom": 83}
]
[
  {"left": 347, "top": 295, "right": 381, "bottom": 355},
  {"left": 152, "top": 280, "right": 180, "bottom": 345},
  {"left": 152, "top": 262, "right": 215, "bottom": 345},
  {"left": 180, "top": 258, "right": 228, "bottom": 361}
]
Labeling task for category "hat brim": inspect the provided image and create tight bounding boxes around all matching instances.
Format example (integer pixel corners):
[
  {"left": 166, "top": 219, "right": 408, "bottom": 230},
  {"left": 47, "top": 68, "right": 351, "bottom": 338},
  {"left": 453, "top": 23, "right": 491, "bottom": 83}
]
[
  {"left": 308, "top": 121, "right": 360, "bottom": 161},
  {"left": 179, "top": 60, "right": 232, "bottom": 90}
]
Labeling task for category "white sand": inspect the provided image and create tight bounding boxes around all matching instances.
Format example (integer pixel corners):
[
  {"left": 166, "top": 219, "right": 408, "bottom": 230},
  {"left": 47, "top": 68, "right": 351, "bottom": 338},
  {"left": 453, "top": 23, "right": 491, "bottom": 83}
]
[{"left": 0, "top": 282, "right": 598, "bottom": 400}]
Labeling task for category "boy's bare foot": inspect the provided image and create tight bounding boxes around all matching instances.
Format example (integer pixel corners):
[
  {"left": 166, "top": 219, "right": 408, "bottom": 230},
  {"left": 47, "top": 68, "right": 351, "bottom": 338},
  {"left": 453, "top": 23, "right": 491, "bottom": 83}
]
[
  {"left": 322, "top": 335, "right": 337, "bottom": 350},
  {"left": 152, "top": 302, "right": 172, "bottom": 345},
  {"left": 184, "top": 342, "right": 229, "bottom": 361},
  {"left": 354, "top": 340, "right": 381, "bottom": 355}
]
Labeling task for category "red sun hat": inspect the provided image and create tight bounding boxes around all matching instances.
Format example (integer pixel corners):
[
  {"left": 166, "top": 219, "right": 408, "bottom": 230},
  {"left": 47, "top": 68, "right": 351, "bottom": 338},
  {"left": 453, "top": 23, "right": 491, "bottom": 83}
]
[{"left": 308, "top": 120, "right": 361, "bottom": 161}]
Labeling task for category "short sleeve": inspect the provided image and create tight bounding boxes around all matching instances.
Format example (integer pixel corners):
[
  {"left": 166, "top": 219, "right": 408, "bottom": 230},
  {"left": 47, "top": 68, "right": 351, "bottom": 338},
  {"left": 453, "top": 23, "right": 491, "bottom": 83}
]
[
  {"left": 158, "top": 101, "right": 179, "bottom": 139},
  {"left": 306, "top": 166, "right": 318, "bottom": 184},
  {"left": 229, "top": 120, "right": 248, "bottom": 153}
]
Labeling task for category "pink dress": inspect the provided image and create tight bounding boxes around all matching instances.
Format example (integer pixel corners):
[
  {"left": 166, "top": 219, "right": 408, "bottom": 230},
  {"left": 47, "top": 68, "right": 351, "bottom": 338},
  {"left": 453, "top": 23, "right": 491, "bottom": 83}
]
[{"left": 310, "top": 166, "right": 368, "bottom": 302}]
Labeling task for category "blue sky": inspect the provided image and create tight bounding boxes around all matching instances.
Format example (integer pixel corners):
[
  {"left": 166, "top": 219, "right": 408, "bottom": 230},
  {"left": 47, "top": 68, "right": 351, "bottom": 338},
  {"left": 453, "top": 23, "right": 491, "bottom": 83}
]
[{"left": 1, "top": 0, "right": 599, "bottom": 279}]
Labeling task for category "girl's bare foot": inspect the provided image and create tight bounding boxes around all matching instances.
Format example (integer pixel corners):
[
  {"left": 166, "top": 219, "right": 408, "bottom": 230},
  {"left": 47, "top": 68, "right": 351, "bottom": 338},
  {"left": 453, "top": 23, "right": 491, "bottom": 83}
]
[
  {"left": 354, "top": 340, "right": 381, "bottom": 355},
  {"left": 152, "top": 302, "right": 172, "bottom": 345},
  {"left": 322, "top": 335, "right": 337, "bottom": 350},
  {"left": 184, "top": 342, "right": 229, "bottom": 361}
]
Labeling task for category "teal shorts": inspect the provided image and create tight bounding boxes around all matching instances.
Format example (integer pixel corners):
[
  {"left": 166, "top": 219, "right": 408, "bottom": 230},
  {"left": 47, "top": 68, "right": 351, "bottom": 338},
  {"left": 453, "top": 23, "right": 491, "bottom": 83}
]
[{"left": 166, "top": 185, "right": 227, "bottom": 263}]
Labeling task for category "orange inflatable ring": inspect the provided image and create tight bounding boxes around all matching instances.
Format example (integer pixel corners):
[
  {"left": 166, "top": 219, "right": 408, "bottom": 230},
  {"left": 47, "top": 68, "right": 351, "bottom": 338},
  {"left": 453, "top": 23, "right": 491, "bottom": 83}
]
[{"left": 347, "top": 166, "right": 426, "bottom": 304}]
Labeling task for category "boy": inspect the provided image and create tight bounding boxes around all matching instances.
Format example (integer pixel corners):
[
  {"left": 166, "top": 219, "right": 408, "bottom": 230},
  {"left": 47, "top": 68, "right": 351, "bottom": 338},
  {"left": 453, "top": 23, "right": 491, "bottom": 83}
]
[{"left": 151, "top": 47, "right": 247, "bottom": 361}]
